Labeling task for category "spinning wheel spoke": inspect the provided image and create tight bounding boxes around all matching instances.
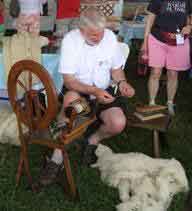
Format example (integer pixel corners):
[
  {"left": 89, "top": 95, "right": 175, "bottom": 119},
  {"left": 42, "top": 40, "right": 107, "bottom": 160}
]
[
  {"left": 17, "top": 79, "right": 28, "bottom": 92},
  {"left": 28, "top": 72, "right": 33, "bottom": 90}
]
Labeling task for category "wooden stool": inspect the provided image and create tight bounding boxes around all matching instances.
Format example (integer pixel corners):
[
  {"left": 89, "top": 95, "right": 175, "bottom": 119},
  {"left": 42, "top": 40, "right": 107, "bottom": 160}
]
[{"left": 127, "top": 115, "right": 171, "bottom": 158}]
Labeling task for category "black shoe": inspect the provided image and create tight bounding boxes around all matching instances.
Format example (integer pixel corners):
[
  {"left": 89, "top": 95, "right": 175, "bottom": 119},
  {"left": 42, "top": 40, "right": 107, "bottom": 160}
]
[
  {"left": 38, "top": 157, "right": 63, "bottom": 186},
  {"left": 82, "top": 144, "right": 98, "bottom": 166}
]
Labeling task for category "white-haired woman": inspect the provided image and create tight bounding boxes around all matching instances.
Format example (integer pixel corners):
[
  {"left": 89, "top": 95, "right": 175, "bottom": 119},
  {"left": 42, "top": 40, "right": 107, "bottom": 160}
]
[{"left": 14, "top": 0, "right": 47, "bottom": 35}]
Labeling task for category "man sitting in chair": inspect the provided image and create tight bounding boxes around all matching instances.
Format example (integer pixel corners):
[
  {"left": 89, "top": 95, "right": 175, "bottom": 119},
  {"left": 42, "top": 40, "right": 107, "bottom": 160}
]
[{"left": 39, "top": 7, "right": 135, "bottom": 185}]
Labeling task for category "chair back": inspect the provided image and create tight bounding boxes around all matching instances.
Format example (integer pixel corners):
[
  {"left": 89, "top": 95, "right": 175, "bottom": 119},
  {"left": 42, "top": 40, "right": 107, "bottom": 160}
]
[{"left": 118, "top": 41, "right": 130, "bottom": 67}]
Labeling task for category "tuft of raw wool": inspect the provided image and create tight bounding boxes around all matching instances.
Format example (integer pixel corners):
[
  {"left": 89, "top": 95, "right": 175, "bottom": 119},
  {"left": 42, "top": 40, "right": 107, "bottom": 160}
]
[
  {"left": 92, "top": 144, "right": 189, "bottom": 211},
  {"left": 0, "top": 109, "right": 20, "bottom": 146}
]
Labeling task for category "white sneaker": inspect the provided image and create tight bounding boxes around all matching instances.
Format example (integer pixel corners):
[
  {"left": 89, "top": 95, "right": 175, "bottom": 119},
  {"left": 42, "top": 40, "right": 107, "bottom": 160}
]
[
  {"left": 149, "top": 100, "right": 156, "bottom": 106},
  {"left": 167, "top": 103, "right": 175, "bottom": 116}
]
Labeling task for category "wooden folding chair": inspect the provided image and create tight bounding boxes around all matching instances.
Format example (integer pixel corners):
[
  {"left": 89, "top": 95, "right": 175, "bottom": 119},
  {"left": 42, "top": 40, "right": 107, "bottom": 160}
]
[{"left": 7, "top": 60, "right": 96, "bottom": 200}]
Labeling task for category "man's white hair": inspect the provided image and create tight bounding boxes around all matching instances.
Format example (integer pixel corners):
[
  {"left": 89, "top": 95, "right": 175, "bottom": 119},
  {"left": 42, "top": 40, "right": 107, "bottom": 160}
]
[{"left": 79, "top": 7, "right": 106, "bottom": 29}]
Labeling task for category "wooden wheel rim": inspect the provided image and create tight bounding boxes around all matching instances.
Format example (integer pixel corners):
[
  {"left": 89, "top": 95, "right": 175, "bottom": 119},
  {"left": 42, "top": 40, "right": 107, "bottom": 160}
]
[{"left": 7, "top": 60, "right": 58, "bottom": 130}]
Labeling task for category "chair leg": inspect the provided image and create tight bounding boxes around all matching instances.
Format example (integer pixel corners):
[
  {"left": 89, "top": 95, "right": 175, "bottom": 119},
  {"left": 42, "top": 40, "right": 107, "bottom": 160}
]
[{"left": 62, "top": 149, "right": 78, "bottom": 200}]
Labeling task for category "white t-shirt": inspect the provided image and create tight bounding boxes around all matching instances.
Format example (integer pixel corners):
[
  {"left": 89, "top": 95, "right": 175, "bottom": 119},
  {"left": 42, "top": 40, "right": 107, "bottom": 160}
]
[
  {"left": 58, "top": 29, "right": 125, "bottom": 90},
  {"left": 19, "top": 0, "right": 47, "bottom": 15}
]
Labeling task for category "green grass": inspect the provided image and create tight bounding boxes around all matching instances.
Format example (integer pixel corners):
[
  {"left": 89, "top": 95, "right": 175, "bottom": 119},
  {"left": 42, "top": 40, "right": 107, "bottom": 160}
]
[{"left": 0, "top": 46, "right": 192, "bottom": 211}]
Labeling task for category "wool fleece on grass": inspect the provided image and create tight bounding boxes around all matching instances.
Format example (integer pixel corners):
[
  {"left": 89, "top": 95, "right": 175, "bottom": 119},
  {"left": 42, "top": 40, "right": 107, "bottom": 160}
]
[
  {"left": 0, "top": 104, "right": 20, "bottom": 146},
  {"left": 92, "top": 144, "right": 189, "bottom": 211}
]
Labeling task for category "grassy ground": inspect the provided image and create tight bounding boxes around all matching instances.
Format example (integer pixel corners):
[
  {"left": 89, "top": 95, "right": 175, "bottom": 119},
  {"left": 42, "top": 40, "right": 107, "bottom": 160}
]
[{"left": 0, "top": 44, "right": 192, "bottom": 211}]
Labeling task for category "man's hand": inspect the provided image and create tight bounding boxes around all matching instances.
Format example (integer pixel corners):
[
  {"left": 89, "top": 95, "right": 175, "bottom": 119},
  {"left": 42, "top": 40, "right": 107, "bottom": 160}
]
[
  {"left": 181, "top": 25, "right": 192, "bottom": 35},
  {"left": 119, "top": 81, "right": 135, "bottom": 97},
  {"left": 94, "top": 88, "right": 115, "bottom": 104}
]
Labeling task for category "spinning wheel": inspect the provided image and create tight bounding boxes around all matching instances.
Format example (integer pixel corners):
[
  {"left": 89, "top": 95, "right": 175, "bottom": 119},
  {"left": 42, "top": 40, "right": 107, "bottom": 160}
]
[
  {"left": 8, "top": 60, "right": 58, "bottom": 130},
  {"left": 7, "top": 60, "right": 95, "bottom": 199}
]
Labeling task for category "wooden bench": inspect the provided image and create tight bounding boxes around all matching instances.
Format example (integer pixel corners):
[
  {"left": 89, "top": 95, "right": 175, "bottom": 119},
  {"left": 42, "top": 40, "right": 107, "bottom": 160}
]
[{"left": 127, "top": 114, "right": 171, "bottom": 158}]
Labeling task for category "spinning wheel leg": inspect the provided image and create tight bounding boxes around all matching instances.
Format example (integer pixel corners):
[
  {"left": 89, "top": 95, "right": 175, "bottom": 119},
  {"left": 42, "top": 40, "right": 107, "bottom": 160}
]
[
  {"left": 62, "top": 149, "right": 78, "bottom": 200},
  {"left": 23, "top": 147, "right": 32, "bottom": 184},
  {"left": 16, "top": 141, "right": 36, "bottom": 191},
  {"left": 16, "top": 152, "right": 24, "bottom": 185},
  {"left": 20, "top": 137, "right": 34, "bottom": 190}
]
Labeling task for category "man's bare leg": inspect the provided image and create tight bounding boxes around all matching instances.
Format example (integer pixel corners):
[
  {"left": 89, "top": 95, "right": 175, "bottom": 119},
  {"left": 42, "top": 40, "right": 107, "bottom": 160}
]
[
  {"left": 51, "top": 91, "right": 81, "bottom": 165},
  {"left": 87, "top": 107, "right": 127, "bottom": 145},
  {"left": 52, "top": 100, "right": 127, "bottom": 165},
  {"left": 82, "top": 107, "right": 127, "bottom": 165}
]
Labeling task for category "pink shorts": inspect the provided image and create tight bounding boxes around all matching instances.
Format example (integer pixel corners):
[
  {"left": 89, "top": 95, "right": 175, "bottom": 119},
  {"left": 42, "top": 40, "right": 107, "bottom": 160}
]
[{"left": 148, "top": 34, "right": 191, "bottom": 71}]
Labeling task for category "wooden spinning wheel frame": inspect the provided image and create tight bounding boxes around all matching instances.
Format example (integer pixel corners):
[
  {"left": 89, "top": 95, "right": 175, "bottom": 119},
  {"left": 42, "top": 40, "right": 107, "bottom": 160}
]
[{"left": 7, "top": 60, "right": 96, "bottom": 199}]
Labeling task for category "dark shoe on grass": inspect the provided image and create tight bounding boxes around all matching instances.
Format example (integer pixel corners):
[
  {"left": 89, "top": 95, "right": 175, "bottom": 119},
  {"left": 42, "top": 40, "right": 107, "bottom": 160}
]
[
  {"left": 38, "top": 157, "right": 63, "bottom": 186},
  {"left": 82, "top": 144, "right": 98, "bottom": 166}
]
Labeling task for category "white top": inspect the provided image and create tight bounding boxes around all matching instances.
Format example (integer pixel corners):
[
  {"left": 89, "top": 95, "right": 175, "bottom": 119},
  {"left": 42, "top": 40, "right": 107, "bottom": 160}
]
[
  {"left": 58, "top": 29, "right": 125, "bottom": 90},
  {"left": 19, "top": 0, "right": 47, "bottom": 15}
]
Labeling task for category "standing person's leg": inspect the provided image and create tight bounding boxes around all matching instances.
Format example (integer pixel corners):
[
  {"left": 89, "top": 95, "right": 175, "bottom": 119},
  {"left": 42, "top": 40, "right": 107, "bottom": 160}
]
[
  {"left": 166, "top": 70, "right": 178, "bottom": 115},
  {"left": 148, "top": 67, "right": 162, "bottom": 105},
  {"left": 147, "top": 34, "right": 166, "bottom": 105},
  {"left": 166, "top": 38, "right": 191, "bottom": 115}
]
